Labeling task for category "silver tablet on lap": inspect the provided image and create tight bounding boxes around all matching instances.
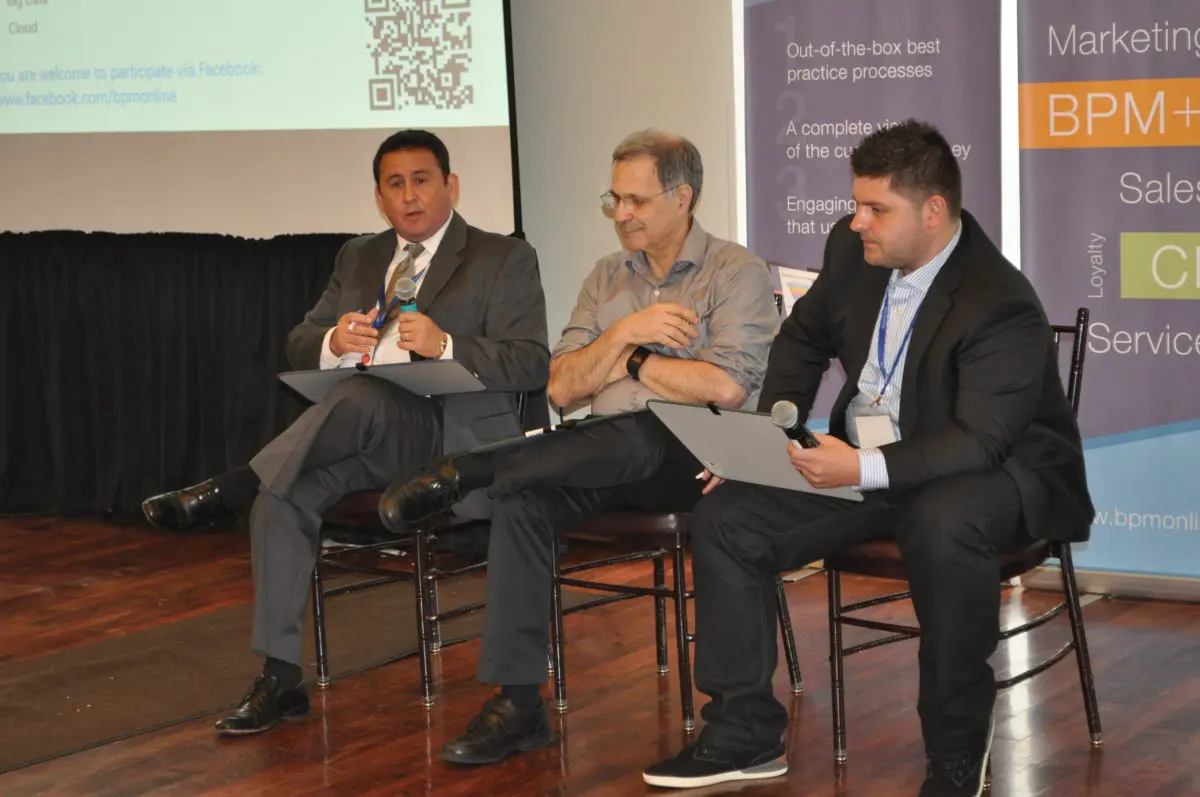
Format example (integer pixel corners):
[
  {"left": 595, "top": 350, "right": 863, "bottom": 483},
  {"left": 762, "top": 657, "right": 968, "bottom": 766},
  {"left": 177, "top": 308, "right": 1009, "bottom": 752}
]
[
  {"left": 647, "top": 400, "right": 863, "bottom": 502},
  {"left": 279, "top": 360, "right": 486, "bottom": 403}
]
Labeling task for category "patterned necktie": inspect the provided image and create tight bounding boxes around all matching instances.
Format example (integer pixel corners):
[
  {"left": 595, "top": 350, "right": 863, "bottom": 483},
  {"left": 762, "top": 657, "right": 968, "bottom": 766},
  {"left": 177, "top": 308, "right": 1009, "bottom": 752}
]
[{"left": 382, "top": 242, "right": 425, "bottom": 325}]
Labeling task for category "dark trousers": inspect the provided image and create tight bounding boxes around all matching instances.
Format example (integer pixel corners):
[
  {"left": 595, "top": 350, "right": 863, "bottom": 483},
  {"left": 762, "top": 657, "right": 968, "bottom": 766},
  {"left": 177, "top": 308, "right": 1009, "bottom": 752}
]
[
  {"left": 462, "top": 411, "right": 703, "bottom": 686},
  {"left": 246, "top": 376, "right": 442, "bottom": 665},
  {"left": 692, "top": 469, "right": 1031, "bottom": 761},
  {"left": 212, "top": 464, "right": 261, "bottom": 509}
]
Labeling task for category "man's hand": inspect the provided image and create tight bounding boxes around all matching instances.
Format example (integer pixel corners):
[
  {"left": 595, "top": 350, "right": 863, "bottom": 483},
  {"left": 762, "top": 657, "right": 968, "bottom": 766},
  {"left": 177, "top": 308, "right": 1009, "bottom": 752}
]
[
  {"left": 397, "top": 312, "right": 448, "bottom": 359},
  {"left": 697, "top": 468, "right": 725, "bottom": 495},
  {"left": 612, "top": 302, "right": 699, "bottom": 349},
  {"left": 330, "top": 308, "right": 380, "bottom": 356},
  {"left": 788, "top": 433, "right": 861, "bottom": 489}
]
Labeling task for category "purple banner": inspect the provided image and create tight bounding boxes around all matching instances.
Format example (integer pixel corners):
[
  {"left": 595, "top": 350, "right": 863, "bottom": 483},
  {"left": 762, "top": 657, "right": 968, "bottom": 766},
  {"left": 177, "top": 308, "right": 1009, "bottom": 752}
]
[
  {"left": 1019, "top": 0, "right": 1200, "bottom": 440},
  {"left": 1019, "top": 0, "right": 1200, "bottom": 579},
  {"left": 744, "top": 0, "right": 1001, "bottom": 417},
  {"left": 745, "top": 0, "right": 1002, "bottom": 271}
]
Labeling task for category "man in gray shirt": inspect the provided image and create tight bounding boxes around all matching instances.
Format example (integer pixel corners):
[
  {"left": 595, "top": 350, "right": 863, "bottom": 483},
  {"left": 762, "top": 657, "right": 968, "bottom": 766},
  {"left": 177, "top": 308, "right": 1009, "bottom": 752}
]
[{"left": 380, "top": 130, "right": 779, "bottom": 767}]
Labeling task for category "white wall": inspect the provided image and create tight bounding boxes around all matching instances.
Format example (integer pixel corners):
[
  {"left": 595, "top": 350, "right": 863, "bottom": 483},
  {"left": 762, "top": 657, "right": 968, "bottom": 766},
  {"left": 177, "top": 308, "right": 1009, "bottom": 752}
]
[
  {"left": 510, "top": 0, "right": 738, "bottom": 349},
  {"left": 0, "top": 127, "right": 514, "bottom": 238}
]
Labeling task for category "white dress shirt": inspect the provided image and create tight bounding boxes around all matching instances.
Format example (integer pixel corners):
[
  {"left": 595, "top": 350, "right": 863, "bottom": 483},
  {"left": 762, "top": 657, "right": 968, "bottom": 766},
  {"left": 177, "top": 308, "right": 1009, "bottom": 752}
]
[
  {"left": 319, "top": 212, "right": 456, "bottom": 370},
  {"left": 852, "top": 223, "right": 961, "bottom": 491}
]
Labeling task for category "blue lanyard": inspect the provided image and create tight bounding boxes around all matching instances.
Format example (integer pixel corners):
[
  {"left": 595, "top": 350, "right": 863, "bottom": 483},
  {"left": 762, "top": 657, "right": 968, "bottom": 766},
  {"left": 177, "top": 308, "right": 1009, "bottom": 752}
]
[
  {"left": 372, "top": 264, "right": 429, "bottom": 329},
  {"left": 874, "top": 282, "right": 917, "bottom": 404}
]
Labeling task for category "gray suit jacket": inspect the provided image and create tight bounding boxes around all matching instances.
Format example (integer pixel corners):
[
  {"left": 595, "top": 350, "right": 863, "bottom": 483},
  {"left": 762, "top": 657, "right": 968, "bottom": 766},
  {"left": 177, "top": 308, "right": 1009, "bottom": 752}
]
[{"left": 286, "top": 212, "right": 550, "bottom": 455}]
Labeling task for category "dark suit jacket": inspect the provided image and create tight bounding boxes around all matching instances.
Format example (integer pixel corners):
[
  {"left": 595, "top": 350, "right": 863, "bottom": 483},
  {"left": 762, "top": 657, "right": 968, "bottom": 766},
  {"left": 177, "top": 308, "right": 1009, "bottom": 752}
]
[
  {"left": 760, "top": 211, "right": 1094, "bottom": 543},
  {"left": 285, "top": 212, "right": 550, "bottom": 455}
]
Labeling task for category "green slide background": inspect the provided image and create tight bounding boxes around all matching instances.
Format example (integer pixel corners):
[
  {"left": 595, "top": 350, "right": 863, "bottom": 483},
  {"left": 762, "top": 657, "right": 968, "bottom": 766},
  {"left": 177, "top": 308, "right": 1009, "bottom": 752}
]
[{"left": 0, "top": 0, "right": 510, "bottom": 133}]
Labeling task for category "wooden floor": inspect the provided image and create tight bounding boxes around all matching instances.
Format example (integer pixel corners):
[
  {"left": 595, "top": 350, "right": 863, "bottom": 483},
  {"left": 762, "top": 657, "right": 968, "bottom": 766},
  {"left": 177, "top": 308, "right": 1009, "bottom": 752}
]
[{"left": 1, "top": 515, "right": 1198, "bottom": 797}]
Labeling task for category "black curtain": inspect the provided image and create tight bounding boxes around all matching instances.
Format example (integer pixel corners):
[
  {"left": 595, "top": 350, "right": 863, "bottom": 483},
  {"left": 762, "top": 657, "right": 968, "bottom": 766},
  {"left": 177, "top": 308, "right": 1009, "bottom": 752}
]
[{"left": 0, "top": 231, "right": 352, "bottom": 515}]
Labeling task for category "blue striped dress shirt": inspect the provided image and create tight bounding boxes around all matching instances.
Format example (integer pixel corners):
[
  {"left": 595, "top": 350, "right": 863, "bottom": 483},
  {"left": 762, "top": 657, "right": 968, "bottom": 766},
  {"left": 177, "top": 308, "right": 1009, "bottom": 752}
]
[{"left": 851, "top": 224, "right": 962, "bottom": 491}]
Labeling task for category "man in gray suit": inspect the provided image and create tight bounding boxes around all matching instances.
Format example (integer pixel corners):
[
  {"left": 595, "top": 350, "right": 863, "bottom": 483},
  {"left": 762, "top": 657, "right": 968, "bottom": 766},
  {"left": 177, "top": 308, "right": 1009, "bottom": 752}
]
[{"left": 214, "top": 129, "right": 550, "bottom": 737}]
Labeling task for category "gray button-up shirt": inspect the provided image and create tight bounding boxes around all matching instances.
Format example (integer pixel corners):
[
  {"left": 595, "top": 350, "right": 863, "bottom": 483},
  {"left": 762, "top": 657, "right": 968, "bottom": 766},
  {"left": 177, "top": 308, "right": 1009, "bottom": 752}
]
[{"left": 554, "top": 220, "right": 779, "bottom": 414}]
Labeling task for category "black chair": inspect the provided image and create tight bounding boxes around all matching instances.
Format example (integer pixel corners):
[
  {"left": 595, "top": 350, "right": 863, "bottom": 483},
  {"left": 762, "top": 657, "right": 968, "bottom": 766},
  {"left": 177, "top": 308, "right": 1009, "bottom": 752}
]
[
  {"left": 824, "top": 307, "right": 1102, "bottom": 762},
  {"left": 311, "top": 391, "right": 540, "bottom": 706},
  {"left": 549, "top": 510, "right": 804, "bottom": 731}
]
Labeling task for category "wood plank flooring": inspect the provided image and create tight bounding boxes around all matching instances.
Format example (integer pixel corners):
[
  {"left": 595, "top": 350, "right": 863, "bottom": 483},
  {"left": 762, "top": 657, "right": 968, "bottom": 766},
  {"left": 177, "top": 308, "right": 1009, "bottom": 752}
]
[{"left": 1, "top": 515, "right": 1197, "bottom": 796}]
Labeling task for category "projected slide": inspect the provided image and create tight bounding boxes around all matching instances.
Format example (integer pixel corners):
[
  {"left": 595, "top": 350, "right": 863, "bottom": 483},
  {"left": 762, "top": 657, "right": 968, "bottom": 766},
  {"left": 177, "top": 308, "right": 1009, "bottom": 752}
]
[{"left": 0, "top": 0, "right": 511, "bottom": 134}]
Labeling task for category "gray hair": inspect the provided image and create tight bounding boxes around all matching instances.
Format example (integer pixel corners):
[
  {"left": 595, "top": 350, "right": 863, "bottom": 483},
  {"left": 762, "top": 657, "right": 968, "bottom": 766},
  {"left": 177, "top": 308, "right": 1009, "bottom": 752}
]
[{"left": 612, "top": 130, "right": 703, "bottom": 213}]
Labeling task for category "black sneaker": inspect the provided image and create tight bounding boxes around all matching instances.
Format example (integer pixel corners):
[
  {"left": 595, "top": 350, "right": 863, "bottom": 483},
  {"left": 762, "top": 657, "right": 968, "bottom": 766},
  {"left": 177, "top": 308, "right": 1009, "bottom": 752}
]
[
  {"left": 441, "top": 695, "right": 555, "bottom": 766},
  {"left": 919, "top": 717, "right": 995, "bottom": 796},
  {"left": 642, "top": 737, "right": 787, "bottom": 789}
]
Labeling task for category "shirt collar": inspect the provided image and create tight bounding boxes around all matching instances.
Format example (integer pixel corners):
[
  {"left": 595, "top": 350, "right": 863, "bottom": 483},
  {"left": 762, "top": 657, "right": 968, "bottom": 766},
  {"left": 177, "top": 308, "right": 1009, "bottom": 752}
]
[
  {"left": 624, "top": 218, "right": 708, "bottom": 278},
  {"left": 893, "top": 221, "right": 961, "bottom": 295},
  {"left": 395, "top": 209, "right": 455, "bottom": 261}
]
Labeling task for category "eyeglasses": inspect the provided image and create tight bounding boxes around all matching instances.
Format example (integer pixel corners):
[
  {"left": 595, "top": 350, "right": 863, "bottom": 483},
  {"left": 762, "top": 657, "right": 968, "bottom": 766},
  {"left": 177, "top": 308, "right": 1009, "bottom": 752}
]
[{"left": 600, "top": 186, "right": 678, "bottom": 214}]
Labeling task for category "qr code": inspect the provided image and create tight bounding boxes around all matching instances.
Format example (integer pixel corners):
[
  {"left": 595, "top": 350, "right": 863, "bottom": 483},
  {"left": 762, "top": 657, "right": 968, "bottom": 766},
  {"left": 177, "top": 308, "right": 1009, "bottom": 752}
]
[{"left": 365, "top": 0, "right": 475, "bottom": 112}]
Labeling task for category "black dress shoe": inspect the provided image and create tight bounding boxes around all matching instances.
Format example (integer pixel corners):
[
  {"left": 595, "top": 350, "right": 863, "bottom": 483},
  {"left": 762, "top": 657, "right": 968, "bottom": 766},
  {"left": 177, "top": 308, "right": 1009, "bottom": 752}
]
[
  {"left": 141, "top": 479, "right": 228, "bottom": 532},
  {"left": 378, "top": 459, "right": 464, "bottom": 531},
  {"left": 214, "top": 675, "right": 309, "bottom": 737},
  {"left": 441, "top": 695, "right": 554, "bottom": 765}
]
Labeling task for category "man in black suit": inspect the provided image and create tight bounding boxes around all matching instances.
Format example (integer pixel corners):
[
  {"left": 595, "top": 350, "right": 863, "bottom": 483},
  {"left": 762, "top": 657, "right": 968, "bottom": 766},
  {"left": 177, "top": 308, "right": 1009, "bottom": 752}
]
[
  {"left": 642, "top": 121, "right": 1093, "bottom": 796},
  {"left": 212, "top": 129, "right": 550, "bottom": 737}
]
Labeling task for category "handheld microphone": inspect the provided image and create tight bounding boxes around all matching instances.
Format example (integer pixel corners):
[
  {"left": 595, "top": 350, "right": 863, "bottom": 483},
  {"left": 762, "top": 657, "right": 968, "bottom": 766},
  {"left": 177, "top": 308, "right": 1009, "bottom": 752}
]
[
  {"left": 395, "top": 278, "right": 418, "bottom": 313},
  {"left": 770, "top": 400, "right": 821, "bottom": 449}
]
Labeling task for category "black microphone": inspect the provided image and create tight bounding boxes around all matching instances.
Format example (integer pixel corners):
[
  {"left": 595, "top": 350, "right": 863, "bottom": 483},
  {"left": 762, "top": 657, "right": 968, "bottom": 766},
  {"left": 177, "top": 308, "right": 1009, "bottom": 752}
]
[{"left": 770, "top": 400, "right": 821, "bottom": 449}]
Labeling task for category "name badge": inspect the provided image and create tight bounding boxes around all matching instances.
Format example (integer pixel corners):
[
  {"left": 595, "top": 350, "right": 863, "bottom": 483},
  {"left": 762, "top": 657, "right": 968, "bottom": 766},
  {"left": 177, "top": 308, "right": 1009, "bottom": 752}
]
[{"left": 852, "top": 413, "right": 898, "bottom": 449}]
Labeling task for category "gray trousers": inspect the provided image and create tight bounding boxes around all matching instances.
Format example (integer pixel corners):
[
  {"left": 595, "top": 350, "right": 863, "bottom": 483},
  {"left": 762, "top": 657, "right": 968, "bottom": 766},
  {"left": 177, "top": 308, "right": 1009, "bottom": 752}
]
[{"left": 247, "top": 375, "right": 441, "bottom": 665}]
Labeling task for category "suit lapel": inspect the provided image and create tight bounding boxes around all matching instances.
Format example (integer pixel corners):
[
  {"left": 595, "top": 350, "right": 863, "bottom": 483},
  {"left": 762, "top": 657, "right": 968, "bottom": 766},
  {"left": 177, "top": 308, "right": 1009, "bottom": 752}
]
[
  {"left": 823, "top": 264, "right": 889, "bottom": 433},
  {"left": 841, "top": 265, "right": 891, "bottom": 391},
  {"left": 416, "top": 213, "right": 467, "bottom": 310},
  {"left": 360, "top": 231, "right": 397, "bottom": 297},
  {"left": 896, "top": 222, "right": 971, "bottom": 436}
]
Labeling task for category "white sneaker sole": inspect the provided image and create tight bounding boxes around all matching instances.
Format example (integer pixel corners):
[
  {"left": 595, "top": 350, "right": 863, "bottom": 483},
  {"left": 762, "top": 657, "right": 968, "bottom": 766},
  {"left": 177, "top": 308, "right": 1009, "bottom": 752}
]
[
  {"left": 642, "top": 756, "right": 788, "bottom": 789},
  {"left": 972, "top": 715, "right": 996, "bottom": 797}
]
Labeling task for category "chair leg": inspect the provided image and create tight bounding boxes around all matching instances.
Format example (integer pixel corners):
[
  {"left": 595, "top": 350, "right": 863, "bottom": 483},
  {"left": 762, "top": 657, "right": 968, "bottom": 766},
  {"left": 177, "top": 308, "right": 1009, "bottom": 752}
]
[
  {"left": 1058, "top": 543, "right": 1104, "bottom": 746},
  {"left": 311, "top": 567, "right": 331, "bottom": 688},
  {"left": 654, "top": 556, "right": 669, "bottom": 674},
  {"left": 427, "top": 570, "right": 442, "bottom": 653},
  {"left": 827, "top": 569, "right": 848, "bottom": 763},
  {"left": 673, "top": 534, "right": 696, "bottom": 732},
  {"left": 775, "top": 574, "right": 803, "bottom": 695},
  {"left": 413, "top": 528, "right": 436, "bottom": 707},
  {"left": 550, "top": 537, "right": 568, "bottom": 714}
]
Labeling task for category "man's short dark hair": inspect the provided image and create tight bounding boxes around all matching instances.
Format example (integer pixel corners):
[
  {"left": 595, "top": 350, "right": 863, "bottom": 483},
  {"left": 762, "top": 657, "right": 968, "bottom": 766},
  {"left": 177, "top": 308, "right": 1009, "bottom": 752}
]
[
  {"left": 373, "top": 130, "right": 451, "bottom": 184},
  {"left": 850, "top": 120, "right": 961, "bottom": 217}
]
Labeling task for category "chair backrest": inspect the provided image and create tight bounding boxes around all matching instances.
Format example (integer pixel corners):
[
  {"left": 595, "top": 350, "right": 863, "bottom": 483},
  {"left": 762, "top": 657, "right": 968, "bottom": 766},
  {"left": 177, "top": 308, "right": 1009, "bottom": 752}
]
[{"left": 1049, "top": 307, "right": 1089, "bottom": 417}]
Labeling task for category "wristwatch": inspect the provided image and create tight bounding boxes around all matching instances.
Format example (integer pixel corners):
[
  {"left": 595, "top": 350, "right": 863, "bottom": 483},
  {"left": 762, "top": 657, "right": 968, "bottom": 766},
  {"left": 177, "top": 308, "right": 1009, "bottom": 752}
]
[{"left": 625, "top": 346, "right": 652, "bottom": 380}]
